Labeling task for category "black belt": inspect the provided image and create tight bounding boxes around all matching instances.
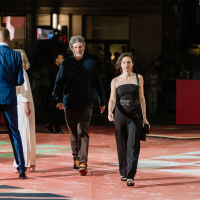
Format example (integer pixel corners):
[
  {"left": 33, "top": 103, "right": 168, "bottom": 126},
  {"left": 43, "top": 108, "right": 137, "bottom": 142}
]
[{"left": 119, "top": 100, "right": 140, "bottom": 106}]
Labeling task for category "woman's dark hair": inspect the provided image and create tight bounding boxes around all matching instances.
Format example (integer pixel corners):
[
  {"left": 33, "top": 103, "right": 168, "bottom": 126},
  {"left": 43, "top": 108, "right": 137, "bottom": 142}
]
[{"left": 115, "top": 52, "right": 135, "bottom": 74}]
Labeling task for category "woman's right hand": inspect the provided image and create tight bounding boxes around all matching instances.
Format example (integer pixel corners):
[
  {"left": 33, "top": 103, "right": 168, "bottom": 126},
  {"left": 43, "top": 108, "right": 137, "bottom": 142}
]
[
  {"left": 24, "top": 102, "right": 31, "bottom": 117},
  {"left": 143, "top": 118, "right": 150, "bottom": 129},
  {"left": 108, "top": 113, "right": 115, "bottom": 122}
]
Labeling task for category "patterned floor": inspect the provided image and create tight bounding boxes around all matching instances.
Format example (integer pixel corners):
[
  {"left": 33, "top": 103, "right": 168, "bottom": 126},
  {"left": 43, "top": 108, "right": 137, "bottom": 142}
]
[{"left": 0, "top": 125, "right": 200, "bottom": 199}]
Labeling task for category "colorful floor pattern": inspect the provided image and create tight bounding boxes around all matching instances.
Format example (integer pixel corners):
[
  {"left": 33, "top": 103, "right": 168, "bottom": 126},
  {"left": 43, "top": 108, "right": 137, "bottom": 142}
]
[{"left": 0, "top": 125, "right": 200, "bottom": 199}]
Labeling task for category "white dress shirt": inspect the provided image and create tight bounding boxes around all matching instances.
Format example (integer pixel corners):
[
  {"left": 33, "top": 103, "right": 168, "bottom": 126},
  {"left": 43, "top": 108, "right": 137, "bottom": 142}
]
[{"left": 0, "top": 42, "right": 8, "bottom": 46}]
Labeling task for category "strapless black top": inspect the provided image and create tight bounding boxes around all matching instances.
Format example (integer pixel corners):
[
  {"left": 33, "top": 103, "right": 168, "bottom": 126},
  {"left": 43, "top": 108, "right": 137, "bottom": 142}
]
[{"left": 116, "top": 84, "right": 143, "bottom": 120}]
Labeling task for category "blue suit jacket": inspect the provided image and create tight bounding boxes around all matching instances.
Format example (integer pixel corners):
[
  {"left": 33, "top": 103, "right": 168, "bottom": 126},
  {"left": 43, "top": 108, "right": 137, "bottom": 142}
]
[{"left": 0, "top": 45, "right": 24, "bottom": 105}]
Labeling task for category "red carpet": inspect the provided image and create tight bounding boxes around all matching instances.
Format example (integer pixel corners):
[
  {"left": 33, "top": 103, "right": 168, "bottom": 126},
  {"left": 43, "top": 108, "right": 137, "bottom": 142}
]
[{"left": 0, "top": 125, "right": 200, "bottom": 199}]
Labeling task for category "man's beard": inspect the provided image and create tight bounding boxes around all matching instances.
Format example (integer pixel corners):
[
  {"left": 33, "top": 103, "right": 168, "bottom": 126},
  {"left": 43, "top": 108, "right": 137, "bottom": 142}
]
[{"left": 73, "top": 50, "right": 84, "bottom": 57}]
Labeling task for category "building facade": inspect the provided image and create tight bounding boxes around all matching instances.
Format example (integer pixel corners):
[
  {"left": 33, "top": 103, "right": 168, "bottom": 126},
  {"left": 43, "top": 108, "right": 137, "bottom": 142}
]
[{"left": 0, "top": 0, "right": 164, "bottom": 70}]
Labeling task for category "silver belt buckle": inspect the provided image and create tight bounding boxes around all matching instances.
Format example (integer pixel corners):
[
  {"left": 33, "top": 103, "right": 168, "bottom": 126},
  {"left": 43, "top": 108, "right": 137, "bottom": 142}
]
[{"left": 126, "top": 100, "right": 132, "bottom": 106}]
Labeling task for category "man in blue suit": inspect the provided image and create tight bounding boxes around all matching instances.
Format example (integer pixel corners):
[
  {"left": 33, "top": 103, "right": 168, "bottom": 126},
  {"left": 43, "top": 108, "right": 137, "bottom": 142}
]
[{"left": 0, "top": 27, "right": 26, "bottom": 179}]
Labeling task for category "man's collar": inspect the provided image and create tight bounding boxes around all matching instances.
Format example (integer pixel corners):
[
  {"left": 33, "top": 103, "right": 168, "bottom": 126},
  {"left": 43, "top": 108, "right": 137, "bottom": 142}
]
[{"left": 0, "top": 42, "right": 8, "bottom": 46}]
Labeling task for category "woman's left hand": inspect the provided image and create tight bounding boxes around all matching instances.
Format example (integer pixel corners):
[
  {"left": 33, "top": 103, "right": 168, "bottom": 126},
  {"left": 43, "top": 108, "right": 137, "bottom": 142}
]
[{"left": 143, "top": 118, "right": 150, "bottom": 129}]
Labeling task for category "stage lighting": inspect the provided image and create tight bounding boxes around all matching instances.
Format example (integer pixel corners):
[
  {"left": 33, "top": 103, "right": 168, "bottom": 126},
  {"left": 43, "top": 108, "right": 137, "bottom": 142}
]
[
  {"left": 58, "top": 24, "right": 62, "bottom": 31},
  {"left": 52, "top": 13, "right": 57, "bottom": 29}
]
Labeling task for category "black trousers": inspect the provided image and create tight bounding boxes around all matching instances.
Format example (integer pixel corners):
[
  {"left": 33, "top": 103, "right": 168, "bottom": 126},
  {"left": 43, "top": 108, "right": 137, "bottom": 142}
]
[
  {"left": 114, "top": 107, "right": 143, "bottom": 180},
  {"left": 64, "top": 104, "right": 93, "bottom": 164}
]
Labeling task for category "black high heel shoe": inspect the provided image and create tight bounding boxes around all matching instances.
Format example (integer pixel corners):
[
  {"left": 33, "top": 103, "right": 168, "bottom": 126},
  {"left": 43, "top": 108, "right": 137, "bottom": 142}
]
[
  {"left": 120, "top": 176, "right": 127, "bottom": 181},
  {"left": 127, "top": 179, "right": 135, "bottom": 186}
]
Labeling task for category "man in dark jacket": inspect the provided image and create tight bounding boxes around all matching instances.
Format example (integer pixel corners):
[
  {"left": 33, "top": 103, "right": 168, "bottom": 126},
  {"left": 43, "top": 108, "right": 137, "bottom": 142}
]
[
  {"left": 45, "top": 54, "right": 64, "bottom": 133},
  {"left": 54, "top": 36, "right": 105, "bottom": 176}
]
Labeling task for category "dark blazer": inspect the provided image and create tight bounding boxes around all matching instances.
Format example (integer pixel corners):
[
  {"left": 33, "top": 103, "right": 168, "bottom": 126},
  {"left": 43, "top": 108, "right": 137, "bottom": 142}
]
[{"left": 0, "top": 45, "right": 24, "bottom": 105}]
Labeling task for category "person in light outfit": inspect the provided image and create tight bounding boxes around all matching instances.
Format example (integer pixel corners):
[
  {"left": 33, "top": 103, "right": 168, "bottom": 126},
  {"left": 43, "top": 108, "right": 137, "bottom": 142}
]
[{"left": 13, "top": 49, "right": 36, "bottom": 172}]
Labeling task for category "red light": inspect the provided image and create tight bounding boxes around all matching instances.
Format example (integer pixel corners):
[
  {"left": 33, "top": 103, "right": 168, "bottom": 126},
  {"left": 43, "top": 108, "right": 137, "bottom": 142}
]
[{"left": 60, "top": 35, "right": 66, "bottom": 43}]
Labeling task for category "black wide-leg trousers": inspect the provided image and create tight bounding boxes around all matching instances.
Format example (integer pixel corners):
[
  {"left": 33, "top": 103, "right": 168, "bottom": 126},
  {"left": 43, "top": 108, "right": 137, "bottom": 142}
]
[{"left": 114, "top": 107, "right": 143, "bottom": 180}]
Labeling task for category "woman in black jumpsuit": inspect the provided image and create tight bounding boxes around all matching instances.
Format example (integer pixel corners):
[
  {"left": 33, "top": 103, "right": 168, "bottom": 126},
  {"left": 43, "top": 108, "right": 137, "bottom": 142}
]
[{"left": 108, "top": 52, "right": 150, "bottom": 186}]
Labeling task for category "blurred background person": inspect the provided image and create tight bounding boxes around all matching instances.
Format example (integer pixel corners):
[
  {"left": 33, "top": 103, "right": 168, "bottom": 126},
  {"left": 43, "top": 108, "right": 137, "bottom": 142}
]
[
  {"left": 145, "top": 63, "right": 160, "bottom": 114},
  {"left": 192, "top": 63, "right": 200, "bottom": 80},
  {"left": 96, "top": 45, "right": 104, "bottom": 63},
  {"left": 162, "top": 64, "right": 178, "bottom": 114},
  {"left": 121, "top": 45, "right": 127, "bottom": 53},
  {"left": 112, "top": 52, "right": 120, "bottom": 66},
  {"left": 104, "top": 51, "right": 112, "bottom": 65},
  {"left": 155, "top": 55, "right": 164, "bottom": 74},
  {"left": 40, "top": 61, "right": 51, "bottom": 108},
  {"left": 178, "top": 63, "right": 190, "bottom": 80},
  {"left": 13, "top": 49, "right": 36, "bottom": 172},
  {"left": 160, "top": 63, "right": 170, "bottom": 78},
  {"left": 45, "top": 53, "right": 64, "bottom": 133},
  {"left": 190, "top": 58, "right": 200, "bottom": 78},
  {"left": 99, "top": 63, "right": 110, "bottom": 104},
  {"left": 129, "top": 48, "right": 135, "bottom": 56}
]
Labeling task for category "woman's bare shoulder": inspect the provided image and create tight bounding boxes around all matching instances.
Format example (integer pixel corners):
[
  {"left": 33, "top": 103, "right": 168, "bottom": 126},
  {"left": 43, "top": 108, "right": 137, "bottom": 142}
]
[
  {"left": 112, "top": 75, "right": 121, "bottom": 83},
  {"left": 111, "top": 76, "right": 121, "bottom": 88},
  {"left": 138, "top": 74, "right": 144, "bottom": 80}
]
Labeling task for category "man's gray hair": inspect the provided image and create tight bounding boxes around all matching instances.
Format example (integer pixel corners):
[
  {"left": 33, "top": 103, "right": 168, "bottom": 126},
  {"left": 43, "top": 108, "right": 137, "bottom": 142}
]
[{"left": 69, "top": 35, "right": 86, "bottom": 51}]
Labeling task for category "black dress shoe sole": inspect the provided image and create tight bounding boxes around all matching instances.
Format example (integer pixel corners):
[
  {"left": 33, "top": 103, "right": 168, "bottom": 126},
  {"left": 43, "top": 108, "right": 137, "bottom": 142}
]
[{"left": 73, "top": 168, "right": 79, "bottom": 171}]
